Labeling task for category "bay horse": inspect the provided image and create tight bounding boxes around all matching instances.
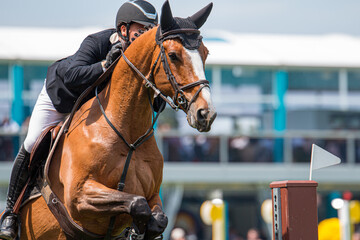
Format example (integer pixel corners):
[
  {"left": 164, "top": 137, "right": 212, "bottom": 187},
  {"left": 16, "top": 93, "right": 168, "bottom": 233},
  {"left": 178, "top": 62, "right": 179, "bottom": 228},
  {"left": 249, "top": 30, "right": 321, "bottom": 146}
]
[{"left": 17, "top": 1, "right": 216, "bottom": 239}]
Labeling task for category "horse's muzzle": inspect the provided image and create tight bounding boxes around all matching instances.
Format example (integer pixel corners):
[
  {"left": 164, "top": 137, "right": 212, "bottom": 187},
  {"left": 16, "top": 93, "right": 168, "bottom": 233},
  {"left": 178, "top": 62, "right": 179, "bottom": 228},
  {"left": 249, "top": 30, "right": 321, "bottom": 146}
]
[{"left": 187, "top": 107, "right": 217, "bottom": 132}]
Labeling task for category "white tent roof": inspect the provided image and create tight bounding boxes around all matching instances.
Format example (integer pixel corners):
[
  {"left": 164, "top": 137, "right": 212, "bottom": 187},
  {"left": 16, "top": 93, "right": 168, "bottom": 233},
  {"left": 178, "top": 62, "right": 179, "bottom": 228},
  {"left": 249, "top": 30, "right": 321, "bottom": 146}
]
[
  {"left": 0, "top": 27, "right": 98, "bottom": 62},
  {"left": 1, "top": 27, "right": 360, "bottom": 68},
  {"left": 204, "top": 30, "right": 360, "bottom": 68}
]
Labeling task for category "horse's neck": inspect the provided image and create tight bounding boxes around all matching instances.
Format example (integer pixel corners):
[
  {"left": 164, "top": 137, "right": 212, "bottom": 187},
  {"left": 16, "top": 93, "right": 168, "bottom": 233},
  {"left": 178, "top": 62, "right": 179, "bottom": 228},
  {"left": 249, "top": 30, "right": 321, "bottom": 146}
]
[{"left": 100, "top": 30, "right": 158, "bottom": 141}]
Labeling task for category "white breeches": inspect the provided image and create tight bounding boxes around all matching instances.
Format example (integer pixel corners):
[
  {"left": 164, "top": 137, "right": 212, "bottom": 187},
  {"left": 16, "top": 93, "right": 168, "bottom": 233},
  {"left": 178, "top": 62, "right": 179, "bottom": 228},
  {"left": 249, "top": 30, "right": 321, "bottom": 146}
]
[{"left": 23, "top": 81, "right": 68, "bottom": 152}]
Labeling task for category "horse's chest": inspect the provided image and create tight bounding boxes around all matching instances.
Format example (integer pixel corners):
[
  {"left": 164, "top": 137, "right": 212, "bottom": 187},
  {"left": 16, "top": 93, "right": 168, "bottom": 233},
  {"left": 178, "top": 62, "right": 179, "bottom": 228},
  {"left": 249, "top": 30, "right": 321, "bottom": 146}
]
[
  {"left": 133, "top": 153, "right": 163, "bottom": 194},
  {"left": 107, "top": 151, "right": 163, "bottom": 197}
]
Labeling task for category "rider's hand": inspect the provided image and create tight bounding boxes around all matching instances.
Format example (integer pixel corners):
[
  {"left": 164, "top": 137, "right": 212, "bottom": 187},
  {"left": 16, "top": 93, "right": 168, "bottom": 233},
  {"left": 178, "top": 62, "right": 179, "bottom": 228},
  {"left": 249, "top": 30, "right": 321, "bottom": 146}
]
[{"left": 104, "top": 41, "right": 123, "bottom": 68}]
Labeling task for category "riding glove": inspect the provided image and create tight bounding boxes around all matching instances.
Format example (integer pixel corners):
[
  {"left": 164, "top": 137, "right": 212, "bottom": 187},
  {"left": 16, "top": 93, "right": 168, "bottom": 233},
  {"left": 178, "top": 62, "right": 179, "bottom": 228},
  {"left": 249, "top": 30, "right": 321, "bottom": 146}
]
[{"left": 104, "top": 42, "right": 123, "bottom": 68}]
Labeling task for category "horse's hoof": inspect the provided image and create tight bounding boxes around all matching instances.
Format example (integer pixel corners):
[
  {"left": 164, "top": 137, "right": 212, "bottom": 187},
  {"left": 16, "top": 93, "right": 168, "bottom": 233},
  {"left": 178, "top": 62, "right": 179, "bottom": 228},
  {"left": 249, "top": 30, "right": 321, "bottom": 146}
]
[{"left": 130, "top": 196, "right": 152, "bottom": 220}]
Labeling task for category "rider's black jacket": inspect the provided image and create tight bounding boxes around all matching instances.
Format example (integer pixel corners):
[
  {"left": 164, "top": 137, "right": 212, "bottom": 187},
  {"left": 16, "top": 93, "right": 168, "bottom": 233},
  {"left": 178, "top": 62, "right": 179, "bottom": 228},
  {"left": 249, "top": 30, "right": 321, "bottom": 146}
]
[{"left": 46, "top": 29, "right": 116, "bottom": 113}]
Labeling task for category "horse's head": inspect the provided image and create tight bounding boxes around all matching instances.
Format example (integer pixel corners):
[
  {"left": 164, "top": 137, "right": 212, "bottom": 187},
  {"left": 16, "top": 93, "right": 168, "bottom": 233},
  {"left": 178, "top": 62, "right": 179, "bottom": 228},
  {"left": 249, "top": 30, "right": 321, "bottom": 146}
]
[{"left": 153, "top": 0, "right": 216, "bottom": 132}]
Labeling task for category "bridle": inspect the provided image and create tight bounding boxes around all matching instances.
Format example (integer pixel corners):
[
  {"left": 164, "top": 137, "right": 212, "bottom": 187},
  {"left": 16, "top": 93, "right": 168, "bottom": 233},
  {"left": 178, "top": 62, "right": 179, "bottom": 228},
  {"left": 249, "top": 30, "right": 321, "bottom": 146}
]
[{"left": 120, "top": 28, "right": 210, "bottom": 112}]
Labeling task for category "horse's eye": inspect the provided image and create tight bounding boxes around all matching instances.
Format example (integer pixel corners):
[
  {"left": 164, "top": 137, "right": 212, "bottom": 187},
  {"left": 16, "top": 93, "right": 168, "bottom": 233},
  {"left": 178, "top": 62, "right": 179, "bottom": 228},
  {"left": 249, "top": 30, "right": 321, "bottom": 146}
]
[{"left": 168, "top": 52, "right": 178, "bottom": 62}]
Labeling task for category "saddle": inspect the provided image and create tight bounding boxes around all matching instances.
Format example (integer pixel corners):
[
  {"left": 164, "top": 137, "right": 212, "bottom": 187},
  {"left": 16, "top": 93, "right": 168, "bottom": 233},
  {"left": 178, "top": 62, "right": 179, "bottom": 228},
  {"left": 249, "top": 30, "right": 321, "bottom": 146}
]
[{"left": 17, "top": 123, "right": 61, "bottom": 210}]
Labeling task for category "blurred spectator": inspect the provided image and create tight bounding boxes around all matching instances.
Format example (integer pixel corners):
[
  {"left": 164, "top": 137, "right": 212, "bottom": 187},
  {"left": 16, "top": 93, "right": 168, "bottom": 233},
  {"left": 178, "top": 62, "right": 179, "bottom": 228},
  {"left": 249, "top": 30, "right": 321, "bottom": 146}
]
[
  {"left": 229, "top": 137, "right": 273, "bottom": 162},
  {"left": 0, "top": 117, "right": 20, "bottom": 161},
  {"left": 21, "top": 116, "right": 31, "bottom": 133},
  {"left": 324, "top": 139, "right": 346, "bottom": 163},
  {"left": 229, "top": 227, "right": 243, "bottom": 240},
  {"left": 353, "top": 232, "right": 360, "bottom": 240},
  {"left": 292, "top": 138, "right": 312, "bottom": 162},
  {"left": 171, "top": 228, "right": 186, "bottom": 240},
  {"left": 164, "top": 136, "right": 220, "bottom": 162},
  {"left": 0, "top": 117, "right": 19, "bottom": 133},
  {"left": 293, "top": 138, "right": 346, "bottom": 163},
  {"left": 354, "top": 225, "right": 360, "bottom": 240},
  {"left": 186, "top": 234, "right": 197, "bottom": 240},
  {"left": 246, "top": 228, "right": 262, "bottom": 240}
]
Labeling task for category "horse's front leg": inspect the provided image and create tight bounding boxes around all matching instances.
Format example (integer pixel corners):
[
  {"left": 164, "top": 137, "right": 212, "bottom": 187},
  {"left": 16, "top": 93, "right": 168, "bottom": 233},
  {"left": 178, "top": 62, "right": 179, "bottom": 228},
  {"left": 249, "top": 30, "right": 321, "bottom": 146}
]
[
  {"left": 144, "top": 194, "right": 168, "bottom": 240},
  {"left": 73, "top": 180, "right": 152, "bottom": 230}
]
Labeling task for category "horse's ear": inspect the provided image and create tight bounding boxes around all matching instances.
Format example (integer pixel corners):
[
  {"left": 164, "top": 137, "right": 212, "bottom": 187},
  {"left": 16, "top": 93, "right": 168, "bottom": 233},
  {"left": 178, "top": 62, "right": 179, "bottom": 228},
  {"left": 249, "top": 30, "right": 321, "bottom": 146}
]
[
  {"left": 160, "top": 0, "right": 175, "bottom": 31},
  {"left": 189, "top": 2, "right": 213, "bottom": 29}
]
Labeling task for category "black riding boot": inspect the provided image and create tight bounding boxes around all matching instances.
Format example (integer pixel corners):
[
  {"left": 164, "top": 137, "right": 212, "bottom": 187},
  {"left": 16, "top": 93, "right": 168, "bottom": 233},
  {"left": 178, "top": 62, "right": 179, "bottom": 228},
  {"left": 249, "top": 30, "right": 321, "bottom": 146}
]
[{"left": 0, "top": 145, "right": 30, "bottom": 240}]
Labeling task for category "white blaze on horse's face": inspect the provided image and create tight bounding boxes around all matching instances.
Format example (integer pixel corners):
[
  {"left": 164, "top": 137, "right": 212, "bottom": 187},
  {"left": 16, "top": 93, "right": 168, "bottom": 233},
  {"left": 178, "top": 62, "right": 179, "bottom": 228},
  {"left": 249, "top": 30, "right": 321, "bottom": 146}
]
[
  {"left": 185, "top": 49, "right": 206, "bottom": 80},
  {"left": 184, "top": 48, "right": 216, "bottom": 132}
]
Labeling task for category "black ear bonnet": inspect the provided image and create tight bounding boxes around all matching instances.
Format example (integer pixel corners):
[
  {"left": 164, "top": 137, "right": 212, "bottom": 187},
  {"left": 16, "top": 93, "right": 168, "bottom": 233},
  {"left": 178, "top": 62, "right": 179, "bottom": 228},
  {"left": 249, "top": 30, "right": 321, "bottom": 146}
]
[{"left": 156, "top": 1, "right": 213, "bottom": 50}]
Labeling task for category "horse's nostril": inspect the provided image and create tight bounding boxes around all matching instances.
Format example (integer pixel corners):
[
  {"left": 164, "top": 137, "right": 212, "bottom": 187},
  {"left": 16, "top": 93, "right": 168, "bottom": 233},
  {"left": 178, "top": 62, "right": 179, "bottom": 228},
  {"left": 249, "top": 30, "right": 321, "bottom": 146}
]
[{"left": 197, "top": 109, "right": 209, "bottom": 122}]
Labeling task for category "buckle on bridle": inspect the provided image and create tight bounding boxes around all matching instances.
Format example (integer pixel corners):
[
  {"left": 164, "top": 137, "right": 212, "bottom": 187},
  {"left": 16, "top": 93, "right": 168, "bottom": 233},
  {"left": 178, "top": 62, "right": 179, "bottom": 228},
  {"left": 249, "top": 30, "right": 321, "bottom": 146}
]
[
  {"left": 176, "top": 90, "right": 188, "bottom": 110},
  {"left": 144, "top": 82, "right": 152, "bottom": 88},
  {"left": 177, "top": 95, "right": 187, "bottom": 106}
]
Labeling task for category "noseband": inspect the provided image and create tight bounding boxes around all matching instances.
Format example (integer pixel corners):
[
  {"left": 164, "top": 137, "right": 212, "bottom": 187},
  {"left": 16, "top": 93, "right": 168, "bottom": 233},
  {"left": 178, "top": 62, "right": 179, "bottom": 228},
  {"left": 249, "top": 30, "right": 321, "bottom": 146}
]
[{"left": 121, "top": 28, "right": 210, "bottom": 112}]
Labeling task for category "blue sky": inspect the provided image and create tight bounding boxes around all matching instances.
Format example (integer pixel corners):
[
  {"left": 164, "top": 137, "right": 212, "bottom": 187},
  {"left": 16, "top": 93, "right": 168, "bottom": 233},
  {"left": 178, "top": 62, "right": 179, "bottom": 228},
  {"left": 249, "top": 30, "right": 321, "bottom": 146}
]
[{"left": 1, "top": 0, "right": 359, "bottom": 35}]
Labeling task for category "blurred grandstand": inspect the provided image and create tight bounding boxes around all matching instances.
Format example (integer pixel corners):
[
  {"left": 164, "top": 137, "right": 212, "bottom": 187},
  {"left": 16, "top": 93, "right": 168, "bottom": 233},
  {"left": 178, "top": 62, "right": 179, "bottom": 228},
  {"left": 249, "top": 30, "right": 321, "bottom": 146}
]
[{"left": 1, "top": 27, "right": 360, "bottom": 239}]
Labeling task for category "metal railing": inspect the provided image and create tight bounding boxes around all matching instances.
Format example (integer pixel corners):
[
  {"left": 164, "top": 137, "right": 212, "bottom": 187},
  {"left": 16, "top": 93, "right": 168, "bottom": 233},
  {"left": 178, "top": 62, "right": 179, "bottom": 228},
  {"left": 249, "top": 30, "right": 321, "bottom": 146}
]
[
  {"left": 156, "top": 130, "right": 360, "bottom": 165},
  {"left": 0, "top": 129, "right": 358, "bottom": 164}
]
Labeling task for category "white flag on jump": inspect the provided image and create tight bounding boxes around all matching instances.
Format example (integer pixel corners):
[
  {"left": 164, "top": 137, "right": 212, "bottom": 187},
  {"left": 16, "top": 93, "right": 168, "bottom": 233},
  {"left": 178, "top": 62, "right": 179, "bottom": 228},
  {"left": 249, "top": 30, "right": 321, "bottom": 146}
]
[{"left": 309, "top": 144, "right": 341, "bottom": 180}]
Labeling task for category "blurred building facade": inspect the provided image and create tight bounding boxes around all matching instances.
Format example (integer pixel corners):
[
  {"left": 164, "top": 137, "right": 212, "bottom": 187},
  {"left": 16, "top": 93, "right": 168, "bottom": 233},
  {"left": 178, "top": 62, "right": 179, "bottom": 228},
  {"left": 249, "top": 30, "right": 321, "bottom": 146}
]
[{"left": 1, "top": 27, "right": 360, "bottom": 239}]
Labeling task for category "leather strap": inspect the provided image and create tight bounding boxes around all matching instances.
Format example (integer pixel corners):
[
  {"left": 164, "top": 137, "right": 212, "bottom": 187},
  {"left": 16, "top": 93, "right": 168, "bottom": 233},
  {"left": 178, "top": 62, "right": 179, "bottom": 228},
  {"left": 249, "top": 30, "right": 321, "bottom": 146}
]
[
  {"left": 120, "top": 49, "right": 179, "bottom": 110},
  {"left": 12, "top": 178, "right": 31, "bottom": 214},
  {"left": 180, "top": 79, "right": 209, "bottom": 91}
]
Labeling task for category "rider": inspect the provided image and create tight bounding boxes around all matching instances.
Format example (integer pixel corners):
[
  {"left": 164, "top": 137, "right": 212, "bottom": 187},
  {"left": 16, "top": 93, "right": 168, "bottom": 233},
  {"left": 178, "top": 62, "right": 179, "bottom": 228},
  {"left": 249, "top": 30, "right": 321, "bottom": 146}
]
[{"left": 0, "top": 1, "right": 159, "bottom": 239}]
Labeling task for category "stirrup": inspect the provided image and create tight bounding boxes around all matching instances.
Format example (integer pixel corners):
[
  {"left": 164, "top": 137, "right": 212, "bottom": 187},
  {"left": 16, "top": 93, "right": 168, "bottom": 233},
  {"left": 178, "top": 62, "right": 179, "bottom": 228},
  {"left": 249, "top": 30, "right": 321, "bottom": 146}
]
[
  {"left": 0, "top": 210, "right": 13, "bottom": 224},
  {"left": 0, "top": 211, "right": 19, "bottom": 240}
]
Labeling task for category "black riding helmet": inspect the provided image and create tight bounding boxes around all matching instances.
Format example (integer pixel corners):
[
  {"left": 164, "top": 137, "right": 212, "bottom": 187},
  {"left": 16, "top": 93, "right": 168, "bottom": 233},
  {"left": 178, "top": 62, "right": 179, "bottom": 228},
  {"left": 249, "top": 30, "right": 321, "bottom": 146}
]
[{"left": 116, "top": 0, "right": 158, "bottom": 42}]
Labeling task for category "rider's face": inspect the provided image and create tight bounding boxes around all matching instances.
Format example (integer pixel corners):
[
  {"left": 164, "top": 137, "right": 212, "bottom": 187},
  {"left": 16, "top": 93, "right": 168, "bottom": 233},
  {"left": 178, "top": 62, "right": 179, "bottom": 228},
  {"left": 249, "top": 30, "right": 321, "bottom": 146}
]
[{"left": 120, "top": 23, "right": 147, "bottom": 43}]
